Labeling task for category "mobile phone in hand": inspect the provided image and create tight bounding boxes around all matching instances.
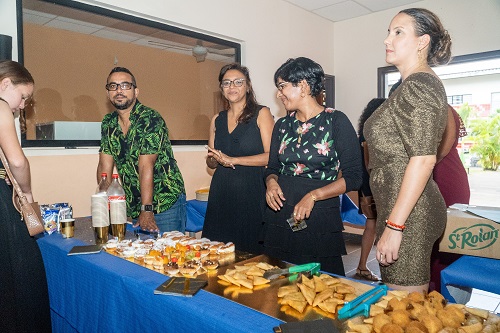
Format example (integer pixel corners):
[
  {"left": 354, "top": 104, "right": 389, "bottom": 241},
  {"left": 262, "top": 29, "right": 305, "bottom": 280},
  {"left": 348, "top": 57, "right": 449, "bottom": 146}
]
[{"left": 286, "top": 214, "right": 307, "bottom": 232}]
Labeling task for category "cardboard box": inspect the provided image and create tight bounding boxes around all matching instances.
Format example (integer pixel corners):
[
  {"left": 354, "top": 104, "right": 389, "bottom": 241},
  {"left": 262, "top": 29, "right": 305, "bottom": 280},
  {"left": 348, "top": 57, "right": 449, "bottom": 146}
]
[{"left": 439, "top": 206, "right": 500, "bottom": 259}]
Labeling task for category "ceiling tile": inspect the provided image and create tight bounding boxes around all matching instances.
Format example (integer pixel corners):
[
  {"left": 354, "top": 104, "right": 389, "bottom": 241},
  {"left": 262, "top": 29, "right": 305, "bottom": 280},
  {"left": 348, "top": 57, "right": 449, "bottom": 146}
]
[
  {"left": 313, "top": 1, "right": 371, "bottom": 22},
  {"left": 23, "top": 11, "right": 56, "bottom": 26},
  {"left": 285, "top": 0, "right": 345, "bottom": 11},
  {"left": 44, "top": 19, "right": 102, "bottom": 35},
  {"left": 92, "top": 28, "right": 144, "bottom": 43},
  {"left": 354, "top": 0, "right": 423, "bottom": 12}
]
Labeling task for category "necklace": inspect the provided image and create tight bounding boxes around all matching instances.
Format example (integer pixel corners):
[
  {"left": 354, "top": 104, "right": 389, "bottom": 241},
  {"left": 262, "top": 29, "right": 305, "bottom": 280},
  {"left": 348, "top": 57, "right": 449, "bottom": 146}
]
[{"left": 295, "top": 110, "right": 321, "bottom": 144}]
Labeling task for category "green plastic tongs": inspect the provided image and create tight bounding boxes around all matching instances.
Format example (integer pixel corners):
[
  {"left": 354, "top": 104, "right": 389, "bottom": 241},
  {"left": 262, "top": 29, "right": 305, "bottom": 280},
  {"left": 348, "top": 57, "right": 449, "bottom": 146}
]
[
  {"left": 262, "top": 262, "right": 321, "bottom": 280},
  {"left": 337, "top": 284, "right": 388, "bottom": 320}
]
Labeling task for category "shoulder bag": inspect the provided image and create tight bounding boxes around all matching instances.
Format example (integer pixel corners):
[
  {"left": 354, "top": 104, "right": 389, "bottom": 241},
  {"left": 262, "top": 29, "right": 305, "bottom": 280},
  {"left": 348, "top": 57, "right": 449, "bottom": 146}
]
[{"left": 0, "top": 148, "right": 44, "bottom": 236}]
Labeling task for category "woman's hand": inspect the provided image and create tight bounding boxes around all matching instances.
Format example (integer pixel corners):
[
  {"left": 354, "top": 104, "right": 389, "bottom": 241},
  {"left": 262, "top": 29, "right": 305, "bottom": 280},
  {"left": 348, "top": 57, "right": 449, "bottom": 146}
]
[
  {"left": 293, "top": 193, "right": 315, "bottom": 222},
  {"left": 265, "top": 177, "right": 285, "bottom": 211},
  {"left": 207, "top": 149, "right": 235, "bottom": 169},
  {"left": 376, "top": 227, "right": 403, "bottom": 266}
]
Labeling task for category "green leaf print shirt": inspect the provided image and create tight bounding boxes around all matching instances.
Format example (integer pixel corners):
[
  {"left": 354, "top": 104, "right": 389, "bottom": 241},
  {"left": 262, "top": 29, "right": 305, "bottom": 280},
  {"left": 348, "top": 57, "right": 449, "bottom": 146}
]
[{"left": 99, "top": 101, "right": 185, "bottom": 218}]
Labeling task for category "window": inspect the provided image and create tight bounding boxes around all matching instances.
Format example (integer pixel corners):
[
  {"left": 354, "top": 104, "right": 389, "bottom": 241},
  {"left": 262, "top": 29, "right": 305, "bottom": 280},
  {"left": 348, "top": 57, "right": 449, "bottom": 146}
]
[
  {"left": 448, "top": 94, "right": 472, "bottom": 105},
  {"left": 378, "top": 50, "right": 500, "bottom": 99},
  {"left": 18, "top": 0, "right": 241, "bottom": 147}
]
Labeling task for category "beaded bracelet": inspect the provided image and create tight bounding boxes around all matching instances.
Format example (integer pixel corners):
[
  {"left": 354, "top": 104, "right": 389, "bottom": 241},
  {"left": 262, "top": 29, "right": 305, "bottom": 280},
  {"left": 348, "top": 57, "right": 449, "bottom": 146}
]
[
  {"left": 386, "top": 224, "right": 404, "bottom": 232},
  {"left": 385, "top": 219, "right": 405, "bottom": 230}
]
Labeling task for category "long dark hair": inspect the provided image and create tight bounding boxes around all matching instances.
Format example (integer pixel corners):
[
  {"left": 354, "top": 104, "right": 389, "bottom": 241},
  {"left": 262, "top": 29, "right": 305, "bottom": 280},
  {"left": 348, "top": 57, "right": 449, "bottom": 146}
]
[
  {"left": 0, "top": 61, "right": 34, "bottom": 134},
  {"left": 218, "top": 63, "right": 259, "bottom": 124},
  {"left": 358, "top": 98, "right": 386, "bottom": 136}
]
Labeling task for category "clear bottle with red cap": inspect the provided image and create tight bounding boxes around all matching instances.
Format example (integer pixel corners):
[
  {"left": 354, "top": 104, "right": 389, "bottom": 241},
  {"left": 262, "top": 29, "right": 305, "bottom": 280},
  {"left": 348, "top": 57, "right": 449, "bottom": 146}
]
[
  {"left": 96, "top": 172, "right": 109, "bottom": 194},
  {"left": 107, "top": 174, "right": 127, "bottom": 226}
]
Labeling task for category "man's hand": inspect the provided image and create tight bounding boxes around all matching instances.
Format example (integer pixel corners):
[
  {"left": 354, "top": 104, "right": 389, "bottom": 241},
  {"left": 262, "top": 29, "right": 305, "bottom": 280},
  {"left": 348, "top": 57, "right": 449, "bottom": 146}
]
[{"left": 134, "top": 211, "right": 159, "bottom": 232}]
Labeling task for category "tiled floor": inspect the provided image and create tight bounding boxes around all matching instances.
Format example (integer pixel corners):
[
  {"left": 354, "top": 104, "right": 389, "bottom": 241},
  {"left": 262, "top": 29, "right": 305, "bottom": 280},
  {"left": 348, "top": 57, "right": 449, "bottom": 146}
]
[
  {"left": 341, "top": 229, "right": 500, "bottom": 313},
  {"left": 342, "top": 230, "right": 381, "bottom": 284}
]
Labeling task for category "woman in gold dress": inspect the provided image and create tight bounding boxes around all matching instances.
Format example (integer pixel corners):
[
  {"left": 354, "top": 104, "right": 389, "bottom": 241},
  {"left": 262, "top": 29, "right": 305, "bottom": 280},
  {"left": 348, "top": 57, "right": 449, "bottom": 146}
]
[{"left": 364, "top": 8, "right": 451, "bottom": 293}]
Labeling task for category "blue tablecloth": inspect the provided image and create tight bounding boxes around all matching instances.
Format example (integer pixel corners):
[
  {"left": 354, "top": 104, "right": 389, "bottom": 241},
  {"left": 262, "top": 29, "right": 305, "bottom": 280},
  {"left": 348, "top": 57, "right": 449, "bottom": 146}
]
[
  {"left": 37, "top": 233, "right": 282, "bottom": 333},
  {"left": 186, "top": 199, "right": 208, "bottom": 232},
  {"left": 441, "top": 255, "right": 500, "bottom": 303},
  {"left": 340, "top": 194, "right": 366, "bottom": 227}
]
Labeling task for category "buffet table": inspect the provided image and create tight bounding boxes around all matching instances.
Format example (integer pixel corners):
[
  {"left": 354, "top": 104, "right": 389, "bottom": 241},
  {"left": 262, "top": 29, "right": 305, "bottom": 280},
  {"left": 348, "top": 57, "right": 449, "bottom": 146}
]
[
  {"left": 441, "top": 255, "right": 500, "bottom": 304},
  {"left": 37, "top": 228, "right": 282, "bottom": 332}
]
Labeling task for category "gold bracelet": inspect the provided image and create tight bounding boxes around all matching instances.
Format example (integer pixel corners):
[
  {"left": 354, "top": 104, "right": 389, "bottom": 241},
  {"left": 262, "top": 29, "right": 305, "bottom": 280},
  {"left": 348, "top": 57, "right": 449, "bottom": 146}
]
[{"left": 309, "top": 192, "right": 317, "bottom": 202}]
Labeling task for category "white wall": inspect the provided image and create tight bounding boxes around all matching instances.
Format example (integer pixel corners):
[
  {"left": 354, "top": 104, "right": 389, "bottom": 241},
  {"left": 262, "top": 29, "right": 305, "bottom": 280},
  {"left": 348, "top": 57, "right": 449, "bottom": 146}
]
[
  {"left": 333, "top": 0, "right": 500, "bottom": 125},
  {"left": 0, "top": 0, "right": 18, "bottom": 61}
]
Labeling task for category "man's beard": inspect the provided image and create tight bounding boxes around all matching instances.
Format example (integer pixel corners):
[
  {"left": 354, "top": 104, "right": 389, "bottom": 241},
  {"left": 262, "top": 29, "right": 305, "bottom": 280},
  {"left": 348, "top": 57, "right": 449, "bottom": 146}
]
[{"left": 111, "top": 96, "right": 134, "bottom": 110}]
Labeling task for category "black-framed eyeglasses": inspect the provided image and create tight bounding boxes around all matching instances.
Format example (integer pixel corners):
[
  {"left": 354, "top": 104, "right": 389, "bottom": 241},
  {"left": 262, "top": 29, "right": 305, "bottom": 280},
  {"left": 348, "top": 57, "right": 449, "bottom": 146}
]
[
  {"left": 220, "top": 78, "right": 245, "bottom": 88},
  {"left": 106, "top": 82, "right": 135, "bottom": 91},
  {"left": 277, "top": 82, "right": 290, "bottom": 91}
]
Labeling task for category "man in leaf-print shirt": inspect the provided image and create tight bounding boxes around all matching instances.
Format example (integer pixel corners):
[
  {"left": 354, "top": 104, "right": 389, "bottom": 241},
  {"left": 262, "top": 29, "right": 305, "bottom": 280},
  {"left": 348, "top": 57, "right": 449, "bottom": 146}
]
[{"left": 97, "top": 67, "right": 186, "bottom": 233}]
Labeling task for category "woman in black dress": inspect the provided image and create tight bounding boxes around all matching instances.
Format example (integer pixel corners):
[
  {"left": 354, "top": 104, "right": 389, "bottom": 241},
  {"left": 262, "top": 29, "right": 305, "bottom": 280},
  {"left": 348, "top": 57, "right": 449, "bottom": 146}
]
[
  {"left": 263, "top": 57, "right": 362, "bottom": 275},
  {"left": 203, "top": 63, "right": 274, "bottom": 254},
  {"left": 0, "top": 60, "right": 51, "bottom": 331}
]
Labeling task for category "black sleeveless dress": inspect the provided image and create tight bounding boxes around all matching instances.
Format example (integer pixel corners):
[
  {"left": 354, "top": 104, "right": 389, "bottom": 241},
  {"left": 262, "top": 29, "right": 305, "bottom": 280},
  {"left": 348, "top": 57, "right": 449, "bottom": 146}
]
[
  {"left": 202, "top": 107, "right": 267, "bottom": 254},
  {"left": 0, "top": 161, "right": 52, "bottom": 331}
]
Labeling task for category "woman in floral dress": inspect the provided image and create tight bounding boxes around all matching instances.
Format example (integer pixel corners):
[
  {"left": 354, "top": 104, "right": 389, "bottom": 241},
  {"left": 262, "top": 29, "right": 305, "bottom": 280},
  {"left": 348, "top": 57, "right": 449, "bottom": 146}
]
[{"left": 263, "top": 57, "right": 362, "bottom": 275}]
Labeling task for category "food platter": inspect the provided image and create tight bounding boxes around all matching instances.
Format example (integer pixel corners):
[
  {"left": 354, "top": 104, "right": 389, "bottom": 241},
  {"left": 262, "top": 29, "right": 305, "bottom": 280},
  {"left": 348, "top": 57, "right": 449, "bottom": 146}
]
[
  {"left": 202, "top": 254, "right": 373, "bottom": 324},
  {"left": 103, "top": 239, "right": 372, "bottom": 324}
]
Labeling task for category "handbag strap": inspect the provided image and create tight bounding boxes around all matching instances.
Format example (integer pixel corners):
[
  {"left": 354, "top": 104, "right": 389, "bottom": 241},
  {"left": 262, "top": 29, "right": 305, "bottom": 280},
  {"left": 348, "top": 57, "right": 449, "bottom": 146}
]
[{"left": 0, "top": 146, "right": 28, "bottom": 202}]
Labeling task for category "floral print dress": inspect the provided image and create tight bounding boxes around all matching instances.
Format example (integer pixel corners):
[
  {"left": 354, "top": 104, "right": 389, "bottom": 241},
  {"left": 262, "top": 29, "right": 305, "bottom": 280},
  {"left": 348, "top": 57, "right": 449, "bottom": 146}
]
[{"left": 262, "top": 108, "right": 362, "bottom": 275}]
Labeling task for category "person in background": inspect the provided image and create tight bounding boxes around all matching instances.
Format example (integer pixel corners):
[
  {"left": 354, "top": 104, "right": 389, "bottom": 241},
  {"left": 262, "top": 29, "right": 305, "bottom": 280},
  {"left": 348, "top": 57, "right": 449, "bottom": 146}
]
[
  {"left": 434, "top": 105, "right": 470, "bottom": 207},
  {"left": 429, "top": 104, "right": 470, "bottom": 292},
  {"left": 263, "top": 57, "right": 362, "bottom": 275},
  {"left": 97, "top": 67, "right": 186, "bottom": 233},
  {"left": 364, "top": 8, "right": 451, "bottom": 292},
  {"left": 355, "top": 98, "right": 386, "bottom": 282},
  {"left": 202, "top": 63, "right": 274, "bottom": 254},
  {"left": 0, "top": 60, "right": 51, "bottom": 332}
]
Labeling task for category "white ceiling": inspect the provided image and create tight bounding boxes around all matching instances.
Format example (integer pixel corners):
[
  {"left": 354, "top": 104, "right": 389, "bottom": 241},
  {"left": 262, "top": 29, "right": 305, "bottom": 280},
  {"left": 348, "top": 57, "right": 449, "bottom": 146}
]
[{"left": 284, "top": 0, "right": 423, "bottom": 22}]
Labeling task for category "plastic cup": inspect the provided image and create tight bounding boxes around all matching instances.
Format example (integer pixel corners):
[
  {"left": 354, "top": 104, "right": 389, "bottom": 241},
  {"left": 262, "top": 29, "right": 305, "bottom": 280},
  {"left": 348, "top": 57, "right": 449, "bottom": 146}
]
[
  {"left": 60, "top": 218, "right": 75, "bottom": 238},
  {"left": 111, "top": 223, "right": 126, "bottom": 240},
  {"left": 94, "top": 226, "right": 109, "bottom": 244}
]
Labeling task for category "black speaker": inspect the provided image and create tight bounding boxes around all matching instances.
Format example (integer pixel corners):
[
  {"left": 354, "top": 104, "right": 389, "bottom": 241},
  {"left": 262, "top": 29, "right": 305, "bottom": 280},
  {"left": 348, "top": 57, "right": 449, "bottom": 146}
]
[{"left": 0, "top": 34, "right": 13, "bottom": 61}]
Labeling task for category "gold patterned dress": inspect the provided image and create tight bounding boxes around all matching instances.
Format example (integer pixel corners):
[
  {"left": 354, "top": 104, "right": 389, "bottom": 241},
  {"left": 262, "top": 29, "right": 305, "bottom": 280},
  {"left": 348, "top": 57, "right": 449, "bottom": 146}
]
[{"left": 364, "top": 72, "right": 448, "bottom": 286}]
